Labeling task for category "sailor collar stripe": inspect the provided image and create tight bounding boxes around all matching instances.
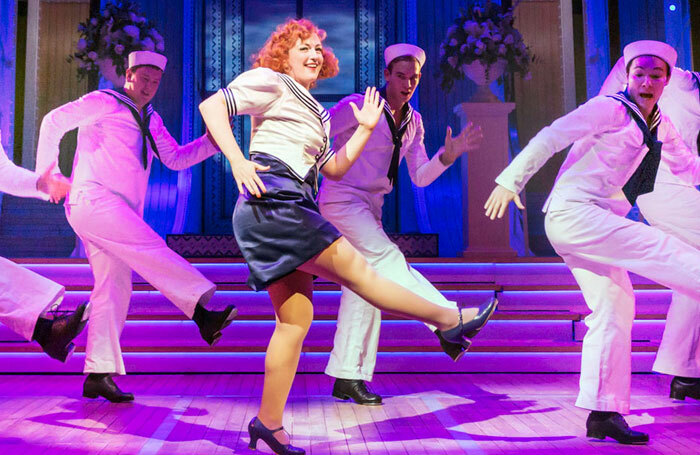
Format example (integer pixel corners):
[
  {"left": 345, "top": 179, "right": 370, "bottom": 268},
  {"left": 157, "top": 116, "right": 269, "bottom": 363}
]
[
  {"left": 381, "top": 98, "right": 413, "bottom": 131},
  {"left": 609, "top": 92, "right": 661, "bottom": 132},
  {"left": 102, "top": 89, "right": 144, "bottom": 115},
  {"left": 277, "top": 73, "right": 330, "bottom": 123}
]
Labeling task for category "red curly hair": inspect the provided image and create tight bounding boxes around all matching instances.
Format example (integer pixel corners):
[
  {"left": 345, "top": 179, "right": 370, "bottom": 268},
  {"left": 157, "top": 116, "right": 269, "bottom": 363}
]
[{"left": 252, "top": 18, "right": 339, "bottom": 87}]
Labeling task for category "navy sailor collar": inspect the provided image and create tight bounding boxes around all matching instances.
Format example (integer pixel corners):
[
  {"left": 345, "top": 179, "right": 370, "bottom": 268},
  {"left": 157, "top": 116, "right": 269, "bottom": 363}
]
[
  {"left": 607, "top": 89, "right": 661, "bottom": 132},
  {"left": 378, "top": 86, "right": 413, "bottom": 132},
  {"left": 277, "top": 73, "right": 330, "bottom": 123},
  {"left": 101, "top": 88, "right": 154, "bottom": 118}
]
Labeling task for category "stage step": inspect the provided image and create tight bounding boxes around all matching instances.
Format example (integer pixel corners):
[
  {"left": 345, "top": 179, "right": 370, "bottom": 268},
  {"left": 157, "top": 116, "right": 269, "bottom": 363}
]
[{"left": 0, "top": 259, "right": 673, "bottom": 374}]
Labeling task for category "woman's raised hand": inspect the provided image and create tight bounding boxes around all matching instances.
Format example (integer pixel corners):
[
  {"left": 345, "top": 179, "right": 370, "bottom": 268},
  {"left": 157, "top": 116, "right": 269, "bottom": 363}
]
[{"left": 349, "top": 87, "right": 385, "bottom": 131}]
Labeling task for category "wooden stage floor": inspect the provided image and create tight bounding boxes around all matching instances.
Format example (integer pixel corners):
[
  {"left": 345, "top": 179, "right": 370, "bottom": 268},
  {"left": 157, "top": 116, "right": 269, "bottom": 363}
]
[{"left": 0, "top": 373, "right": 697, "bottom": 455}]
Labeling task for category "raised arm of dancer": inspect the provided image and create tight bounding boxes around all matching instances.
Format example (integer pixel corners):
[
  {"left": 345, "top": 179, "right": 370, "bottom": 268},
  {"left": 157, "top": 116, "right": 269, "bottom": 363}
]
[
  {"left": 406, "top": 119, "right": 483, "bottom": 186},
  {"left": 150, "top": 112, "right": 219, "bottom": 171},
  {"left": 199, "top": 68, "right": 287, "bottom": 198},
  {"left": 484, "top": 95, "right": 625, "bottom": 219},
  {"left": 662, "top": 121, "right": 700, "bottom": 184},
  {"left": 320, "top": 87, "right": 384, "bottom": 180}
]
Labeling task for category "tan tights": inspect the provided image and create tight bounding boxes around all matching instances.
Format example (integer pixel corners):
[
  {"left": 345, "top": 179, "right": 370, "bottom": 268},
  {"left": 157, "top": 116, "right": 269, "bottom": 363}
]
[{"left": 256, "top": 237, "right": 477, "bottom": 444}]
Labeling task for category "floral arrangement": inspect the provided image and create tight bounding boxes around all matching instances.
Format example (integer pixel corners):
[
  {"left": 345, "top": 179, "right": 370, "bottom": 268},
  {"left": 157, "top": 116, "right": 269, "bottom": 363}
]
[
  {"left": 68, "top": 1, "right": 164, "bottom": 80},
  {"left": 438, "top": 1, "right": 533, "bottom": 92}
]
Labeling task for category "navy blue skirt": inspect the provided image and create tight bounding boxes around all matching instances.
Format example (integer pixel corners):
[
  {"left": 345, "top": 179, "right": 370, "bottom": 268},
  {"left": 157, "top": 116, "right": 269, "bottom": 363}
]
[{"left": 232, "top": 153, "right": 342, "bottom": 291}]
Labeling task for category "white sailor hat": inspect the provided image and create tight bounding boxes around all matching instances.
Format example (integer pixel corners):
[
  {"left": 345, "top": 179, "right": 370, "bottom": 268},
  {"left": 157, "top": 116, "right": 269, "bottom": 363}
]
[
  {"left": 623, "top": 40, "right": 676, "bottom": 71},
  {"left": 128, "top": 51, "right": 168, "bottom": 71},
  {"left": 384, "top": 43, "right": 426, "bottom": 69}
]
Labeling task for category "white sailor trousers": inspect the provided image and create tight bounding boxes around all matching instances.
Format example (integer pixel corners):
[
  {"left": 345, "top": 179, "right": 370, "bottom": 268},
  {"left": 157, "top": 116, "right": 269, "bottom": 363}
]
[
  {"left": 545, "top": 202, "right": 700, "bottom": 413},
  {"left": 0, "top": 256, "right": 65, "bottom": 340},
  {"left": 637, "top": 182, "right": 700, "bottom": 378},
  {"left": 320, "top": 197, "right": 456, "bottom": 381},
  {"left": 66, "top": 191, "right": 216, "bottom": 375}
]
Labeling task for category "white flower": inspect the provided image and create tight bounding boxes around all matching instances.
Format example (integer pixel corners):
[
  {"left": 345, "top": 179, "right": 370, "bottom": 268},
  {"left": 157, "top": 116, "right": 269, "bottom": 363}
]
[
  {"left": 156, "top": 41, "right": 165, "bottom": 52},
  {"left": 77, "top": 39, "right": 87, "bottom": 51},
  {"left": 87, "top": 51, "right": 98, "bottom": 61},
  {"left": 474, "top": 47, "right": 483, "bottom": 55},
  {"left": 504, "top": 34, "right": 514, "bottom": 45},
  {"left": 129, "top": 12, "right": 138, "bottom": 22},
  {"left": 123, "top": 25, "right": 140, "bottom": 39},
  {"left": 150, "top": 30, "right": 163, "bottom": 43},
  {"left": 475, "top": 41, "right": 486, "bottom": 50},
  {"left": 141, "top": 37, "right": 155, "bottom": 51},
  {"left": 498, "top": 44, "right": 506, "bottom": 55},
  {"left": 449, "top": 38, "right": 458, "bottom": 47},
  {"left": 90, "top": 18, "right": 98, "bottom": 26},
  {"left": 114, "top": 44, "right": 125, "bottom": 55},
  {"left": 447, "top": 56, "right": 458, "bottom": 68},
  {"left": 460, "top": 44, "right": 468, "bottom": 54},
  {"left": 447, "top": 25, "right": 458, "bottom": 37}
]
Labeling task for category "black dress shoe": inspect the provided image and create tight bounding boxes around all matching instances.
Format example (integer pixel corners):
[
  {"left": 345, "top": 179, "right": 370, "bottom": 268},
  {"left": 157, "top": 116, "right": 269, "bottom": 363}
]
[
  {"left": 248, "top": 416, "right": 305, "bottom": 455},
  {"left": 670, "top": 376, "right": 700, "bottom": 401},
  {"left": 438, "top": 297, "right": 498, "bottom": 347},
  {"left": 434, "top": 329, "right": 469, "bottom": 361},
  {"left": 192, "top": 304, "right": 237, "bottom": 346},
  {"left": 33, "top": 302, "right": 89, "bottom": 362},
  {"left": 83, "top": 374, "right": 134, "bottom": 403},
  {"left": 586, "top": 411, "right": 649, "bottom": 445},
  {"left": 332, "top": 378, "right": 382, "bottom": 405}
]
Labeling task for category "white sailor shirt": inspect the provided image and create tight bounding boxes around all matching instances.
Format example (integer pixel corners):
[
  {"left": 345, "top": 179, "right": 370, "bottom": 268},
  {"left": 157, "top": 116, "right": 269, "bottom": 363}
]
[
  {"left": 600, "top": 58, "right": 700, "bottom": 186},
  {"left": 319, "top": 93, "right": 448, "bottom": 203},
  {"left": 220, "top": 67, "right": 334, "bottom": 181},
  {"left": 495, "top": 95, "right": 700, "bottom": 217},
  {"left": 36, "top": 90, "right": 219, "bottom": 214}
]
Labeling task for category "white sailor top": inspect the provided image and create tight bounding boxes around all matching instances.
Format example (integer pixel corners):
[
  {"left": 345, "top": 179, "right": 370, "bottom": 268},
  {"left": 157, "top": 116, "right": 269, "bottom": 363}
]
[
  {"left": 220, "top": 67, "right": 334, "bottom": 181},
  {"left": 495, "top": 95, "right": 700, "bottom": 217},
  {"left": 36, "top": 90, "right": 218, "bottom": 214},
  {"left": 0, "top": 135, "right": 46, "bottom": 200},
  {"left": 599, "top": 57, "right": 700, "bottom": 186},
  {"left": 319, "top": 92, "right": 448, "bottom": 204}
]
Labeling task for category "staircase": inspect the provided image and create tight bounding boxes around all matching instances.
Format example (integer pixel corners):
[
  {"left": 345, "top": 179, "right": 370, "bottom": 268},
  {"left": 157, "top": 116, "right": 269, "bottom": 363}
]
[{"left": 0, "top": 259, "right": 670, "bottom": 373}]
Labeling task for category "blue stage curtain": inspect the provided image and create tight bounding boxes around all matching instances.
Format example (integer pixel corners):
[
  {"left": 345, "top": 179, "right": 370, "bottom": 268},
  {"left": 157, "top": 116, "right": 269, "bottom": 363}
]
[{"left": 0, "top": 0, "right": 17, "bottom": 220}]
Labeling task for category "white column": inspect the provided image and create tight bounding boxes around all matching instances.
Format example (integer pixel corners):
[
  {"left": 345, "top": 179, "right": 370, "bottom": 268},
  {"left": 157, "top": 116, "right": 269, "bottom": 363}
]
[
  {"left": 21, "top": 0, "right": 40, "bottom": 170},
  {"left": 454, "top": 102, "right": 516, "bottom": 259}
]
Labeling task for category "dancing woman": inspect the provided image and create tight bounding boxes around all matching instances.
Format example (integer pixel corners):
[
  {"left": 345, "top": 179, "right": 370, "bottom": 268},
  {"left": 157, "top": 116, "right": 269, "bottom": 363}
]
[{"left": 200, "top": 18, "right": 497, "bottom": 455}]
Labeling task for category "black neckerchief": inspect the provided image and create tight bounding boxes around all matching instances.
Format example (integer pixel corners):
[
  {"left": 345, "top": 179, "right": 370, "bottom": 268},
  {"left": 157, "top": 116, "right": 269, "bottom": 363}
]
[
  {"left": 379, "top": 86, "right": 412, "bottom": 187},
  {"left": 100, "top": 88, "right": 160, "bottom": 169},
  {"left": 693, "top": 72, "right": 700, "bottom": 156},
  {"left": 607, "top": 90, "right": 662, "bottom": 205}
]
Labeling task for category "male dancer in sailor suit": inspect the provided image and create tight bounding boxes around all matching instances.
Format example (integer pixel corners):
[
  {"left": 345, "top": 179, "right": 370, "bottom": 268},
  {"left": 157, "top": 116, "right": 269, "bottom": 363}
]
[
  {"left": 319, "top": 44, "right": 485, "bottom": 405},
  {"left": 600, "top": 59, "right": 700, "bottom": 401},
  {"left": 36, "top": 51, "right": 236, "bottom": 402},
  {"left": 0, "top": 135, "right": 88, "bottom": 361},
  {"left": 485, "top": 40, "right": 700, "bottom": 444}
]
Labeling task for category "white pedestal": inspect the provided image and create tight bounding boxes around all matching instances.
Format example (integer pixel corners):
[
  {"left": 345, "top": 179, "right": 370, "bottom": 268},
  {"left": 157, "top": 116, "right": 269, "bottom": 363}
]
[{"left": 454, "top": 102, "right": 517, "bottom": 259}]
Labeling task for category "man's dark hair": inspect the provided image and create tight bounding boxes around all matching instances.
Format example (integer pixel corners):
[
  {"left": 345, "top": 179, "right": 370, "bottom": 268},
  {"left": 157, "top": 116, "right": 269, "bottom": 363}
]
[{"left": 387, "top": 55, "right": 421, "bottom": 73}]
